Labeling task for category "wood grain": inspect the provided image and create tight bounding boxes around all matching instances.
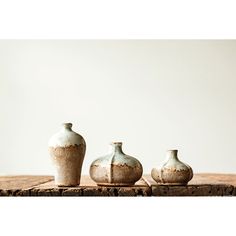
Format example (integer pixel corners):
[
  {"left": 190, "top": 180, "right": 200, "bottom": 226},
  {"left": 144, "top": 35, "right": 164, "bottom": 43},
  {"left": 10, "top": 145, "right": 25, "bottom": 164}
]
[
  {"left": 0, "top": 175, "right": 53, "bottom": 196},
  {"left": 1, "top": 174, "right": 236, "bottom": 196},
  {"left": 31, "top": 176, "right": 151, "bottom": 196},
  {"left": 143, "top": 173, "right": 236, "bottom": 196}
]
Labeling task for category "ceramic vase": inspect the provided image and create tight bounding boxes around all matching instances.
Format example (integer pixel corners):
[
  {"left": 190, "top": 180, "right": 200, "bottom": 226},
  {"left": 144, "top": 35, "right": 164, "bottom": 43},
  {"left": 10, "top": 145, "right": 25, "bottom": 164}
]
[
  {"left": 89, "top": 142, "right": 143, "bottom": 186},
  {"left": 48, "top": 123, "right": 86, "bottom": 186},
  {"left": 151, "top": 150, "right": 193, "bottom": 185}
]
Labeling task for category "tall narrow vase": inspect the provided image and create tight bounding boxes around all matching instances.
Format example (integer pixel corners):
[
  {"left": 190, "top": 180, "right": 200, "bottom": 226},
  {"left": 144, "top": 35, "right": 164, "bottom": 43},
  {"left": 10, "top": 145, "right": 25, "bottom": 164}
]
[{"left": 48, "top": 123, "right": 86, "bottom": 186}]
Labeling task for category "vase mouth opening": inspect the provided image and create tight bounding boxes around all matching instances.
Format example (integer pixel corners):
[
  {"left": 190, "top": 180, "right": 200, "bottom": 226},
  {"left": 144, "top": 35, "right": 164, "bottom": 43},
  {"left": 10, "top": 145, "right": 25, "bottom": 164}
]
[
  {"left": 62, "top": 123, "right": 73, "bottom": 129},
  {"left": 167, "top": 149, "right": 178, "bottom": 152},
  {"left": 111, "top": 142, "right": 123, "bottom": 146}
]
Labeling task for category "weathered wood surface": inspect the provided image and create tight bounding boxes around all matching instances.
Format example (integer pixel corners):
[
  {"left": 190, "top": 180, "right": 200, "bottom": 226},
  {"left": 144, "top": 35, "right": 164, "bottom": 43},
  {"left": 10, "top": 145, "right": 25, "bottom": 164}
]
[
  {"left": 31, "top": 176, "right": 151, "bottom": 196},
  {"left": 143, "top": 173, "right": 236, "bottom": 196},
  {"left": 0, "top": 175, "right": 151, "bottom": 196},
  {"left": 1, "top": 174, "right": 236, "bottom": 196},
  {"left": 0, "top": 176, "right": 53, "bottom": 196}
]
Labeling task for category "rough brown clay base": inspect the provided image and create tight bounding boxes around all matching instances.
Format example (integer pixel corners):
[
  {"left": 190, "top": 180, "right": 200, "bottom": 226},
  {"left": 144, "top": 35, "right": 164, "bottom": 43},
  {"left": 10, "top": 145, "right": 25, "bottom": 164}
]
[{"left": 57, "top": 184, "right": 80, "bottom": 187}]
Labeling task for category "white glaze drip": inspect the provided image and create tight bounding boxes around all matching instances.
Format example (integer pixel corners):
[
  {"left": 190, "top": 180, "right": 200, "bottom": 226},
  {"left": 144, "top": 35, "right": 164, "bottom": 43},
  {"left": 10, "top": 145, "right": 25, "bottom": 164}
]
[
  {"left": 163, "top": 150, "right": 190, "bottom": 171},
  {"left": 48, "top": 123, "right": 84, "bottom": 148}
]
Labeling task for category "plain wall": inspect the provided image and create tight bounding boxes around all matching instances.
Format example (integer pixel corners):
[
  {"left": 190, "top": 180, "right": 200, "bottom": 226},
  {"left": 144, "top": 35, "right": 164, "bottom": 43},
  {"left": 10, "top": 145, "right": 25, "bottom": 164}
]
[{"left": 0, "top": 40, "right": 236, "bottom": 175}]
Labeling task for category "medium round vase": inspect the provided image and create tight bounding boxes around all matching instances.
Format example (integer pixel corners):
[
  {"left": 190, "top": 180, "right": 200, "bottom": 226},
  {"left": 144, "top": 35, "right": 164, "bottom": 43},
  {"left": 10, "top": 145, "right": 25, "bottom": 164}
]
[
  {"left": 48, "top": 123, "right": 86, "bottom": 187},
  {"left": 151, "top": 150, "right": 193, "bottom": 185},
  {"left": 89, "top": 142, "right": 143, "bottom": 186}
]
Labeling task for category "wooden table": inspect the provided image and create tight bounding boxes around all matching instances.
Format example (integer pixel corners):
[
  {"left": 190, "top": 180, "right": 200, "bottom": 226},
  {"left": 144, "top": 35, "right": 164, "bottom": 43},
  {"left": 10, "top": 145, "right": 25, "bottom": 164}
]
[{"left": 1, "top": 174, "right": 236, "bottom": 196}]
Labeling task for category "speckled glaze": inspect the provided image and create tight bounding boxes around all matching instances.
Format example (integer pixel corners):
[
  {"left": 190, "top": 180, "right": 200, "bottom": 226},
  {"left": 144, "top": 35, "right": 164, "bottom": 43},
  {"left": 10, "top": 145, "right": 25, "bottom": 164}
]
[
  {"left": 48, "top": 123, "right": 86, "bottom": 186},
  {"left": 89, "top": 142, "right": 143, "bottom": 186},
  {"left": 151, "top": 150, "right": 193, "bottom": 185}
]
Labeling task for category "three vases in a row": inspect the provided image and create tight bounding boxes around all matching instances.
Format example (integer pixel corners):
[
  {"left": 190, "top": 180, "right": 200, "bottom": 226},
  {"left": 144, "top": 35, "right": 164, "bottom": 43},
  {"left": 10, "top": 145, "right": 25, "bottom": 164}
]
[{"left": 49, "top": 123, "right": 193, "bottom": 187}]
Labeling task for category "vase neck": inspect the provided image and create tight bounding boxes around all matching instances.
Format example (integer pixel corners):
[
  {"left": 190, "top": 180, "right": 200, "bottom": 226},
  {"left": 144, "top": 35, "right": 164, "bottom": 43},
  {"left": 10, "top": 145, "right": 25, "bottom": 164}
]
[
  {"left": 62, "top": 123, "right": 72, "bottom": 131},
  {"left": 110, "top": 142, "right": 124, "bottom": 154},
  {"left": 166, "top": 150, "right": 179, "bottom": 161}
]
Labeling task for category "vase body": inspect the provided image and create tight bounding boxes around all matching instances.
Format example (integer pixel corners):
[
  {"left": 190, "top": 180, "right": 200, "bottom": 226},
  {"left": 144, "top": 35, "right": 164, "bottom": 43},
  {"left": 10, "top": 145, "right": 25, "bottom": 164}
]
[
  {"left": 151, "top": 150, "right": 193, "bottom": 185},
  {"left": 90, "top": 142, "right": 143, "bottom": 186},
  {"left": 48, "top": 123, "right": 86, "bottom": 186}
]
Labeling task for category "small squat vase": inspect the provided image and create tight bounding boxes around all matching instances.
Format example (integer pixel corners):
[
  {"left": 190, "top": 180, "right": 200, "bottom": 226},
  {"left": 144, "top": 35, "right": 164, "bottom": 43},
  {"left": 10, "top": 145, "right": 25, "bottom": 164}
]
[
  {"left": 89, "top": 142, "right": 143, "bottom": 186},
  {"left": 151, "top": 150, "right": 193, "bottom": 185},
  {"left": 48, "top": 123, "right": 86, "bottom": 187}
]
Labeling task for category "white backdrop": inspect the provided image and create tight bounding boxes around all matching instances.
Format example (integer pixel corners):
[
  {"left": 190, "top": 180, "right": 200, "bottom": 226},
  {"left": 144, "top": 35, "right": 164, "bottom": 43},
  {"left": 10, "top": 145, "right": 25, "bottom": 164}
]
[{"left": 0, "top": 40, "right": 236, "bottom": 175}]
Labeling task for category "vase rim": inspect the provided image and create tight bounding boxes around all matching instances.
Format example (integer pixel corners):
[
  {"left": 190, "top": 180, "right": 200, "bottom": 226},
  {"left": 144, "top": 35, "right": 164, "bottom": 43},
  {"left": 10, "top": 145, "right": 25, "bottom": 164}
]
[
  {"left": 167, "top": 149, "right": 178, "bottom": 153},
  {"left": 62, "top": 123, "right": 73, "bottom": 129},
  {"left": 111, "top": 142, "right": 122, "bottom": 144}
]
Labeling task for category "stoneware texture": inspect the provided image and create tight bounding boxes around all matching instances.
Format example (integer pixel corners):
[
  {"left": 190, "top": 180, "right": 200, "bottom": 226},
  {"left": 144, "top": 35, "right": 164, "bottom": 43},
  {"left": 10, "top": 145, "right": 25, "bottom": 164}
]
[
  {"left": 89, "top": 142, "right": 143, "bottom": 186},
  {"left": 151, "top": 150, "right": 193, "bottom": 185},
  {"left": 48, "top": 123, "right": 86, "bottom": 186}
]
